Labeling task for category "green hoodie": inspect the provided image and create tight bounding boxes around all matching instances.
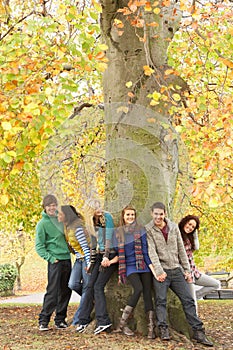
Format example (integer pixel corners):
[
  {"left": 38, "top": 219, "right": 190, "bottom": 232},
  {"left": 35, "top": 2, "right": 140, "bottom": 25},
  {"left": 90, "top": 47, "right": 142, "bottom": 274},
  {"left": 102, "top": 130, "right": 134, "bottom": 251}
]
[{"left": 35, "top": 211, "right": 70, "bottom": 263}]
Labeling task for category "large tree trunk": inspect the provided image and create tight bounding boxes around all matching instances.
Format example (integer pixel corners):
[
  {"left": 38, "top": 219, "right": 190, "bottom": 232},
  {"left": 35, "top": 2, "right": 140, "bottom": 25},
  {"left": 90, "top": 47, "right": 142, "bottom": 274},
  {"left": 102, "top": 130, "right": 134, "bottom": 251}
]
[{"left": 100, "top": 1, "right": 191, "bottom": 337}]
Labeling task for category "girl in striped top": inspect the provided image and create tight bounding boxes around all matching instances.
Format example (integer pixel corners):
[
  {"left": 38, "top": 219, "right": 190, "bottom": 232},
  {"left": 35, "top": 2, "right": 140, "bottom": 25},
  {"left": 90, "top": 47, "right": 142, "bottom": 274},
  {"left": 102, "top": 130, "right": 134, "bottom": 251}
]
[{"left": 58, "top": 205, "right": 90, "bottom": 326}]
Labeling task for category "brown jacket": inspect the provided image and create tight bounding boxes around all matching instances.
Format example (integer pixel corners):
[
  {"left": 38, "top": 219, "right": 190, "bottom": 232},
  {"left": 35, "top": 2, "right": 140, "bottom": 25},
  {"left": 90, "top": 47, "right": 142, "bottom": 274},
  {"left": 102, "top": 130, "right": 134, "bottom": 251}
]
[{"left": 145, "top": 218, "right": 190, "bottom": 277}]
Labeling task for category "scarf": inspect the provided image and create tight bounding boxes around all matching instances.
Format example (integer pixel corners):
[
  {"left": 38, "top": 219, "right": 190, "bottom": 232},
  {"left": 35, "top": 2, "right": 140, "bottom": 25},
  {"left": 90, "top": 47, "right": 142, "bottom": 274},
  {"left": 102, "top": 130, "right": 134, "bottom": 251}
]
[{"left": 118, "top": 222, "right": 145, "bottom": 284}]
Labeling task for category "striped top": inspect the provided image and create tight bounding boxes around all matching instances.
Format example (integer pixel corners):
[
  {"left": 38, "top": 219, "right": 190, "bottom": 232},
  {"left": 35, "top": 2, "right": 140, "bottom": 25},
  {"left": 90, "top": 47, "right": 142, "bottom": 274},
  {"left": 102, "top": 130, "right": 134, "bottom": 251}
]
[{"left": 74, "top": 227, "right": 91, "bottom": 266}]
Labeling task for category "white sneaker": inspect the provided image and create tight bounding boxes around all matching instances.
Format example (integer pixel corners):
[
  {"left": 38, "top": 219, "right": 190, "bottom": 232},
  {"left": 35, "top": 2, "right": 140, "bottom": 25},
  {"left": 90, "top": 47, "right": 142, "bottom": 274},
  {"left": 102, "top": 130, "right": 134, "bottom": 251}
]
[
  {"left": 94, "top": 324, "right": 112, "bottom": 335},
  {"left": 39, "top": 324, "right": 49, "bottom": 331},
  {"left": 76, "top": 324, "right": 89, "bottom": 333}
]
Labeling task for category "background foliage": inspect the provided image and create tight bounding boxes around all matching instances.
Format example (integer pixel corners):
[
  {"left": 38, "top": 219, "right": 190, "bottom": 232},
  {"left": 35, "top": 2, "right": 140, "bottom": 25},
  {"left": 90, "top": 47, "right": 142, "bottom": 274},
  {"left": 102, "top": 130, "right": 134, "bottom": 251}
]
[{"left": 0, "top": 0, "right": 232, "bottom": 274}]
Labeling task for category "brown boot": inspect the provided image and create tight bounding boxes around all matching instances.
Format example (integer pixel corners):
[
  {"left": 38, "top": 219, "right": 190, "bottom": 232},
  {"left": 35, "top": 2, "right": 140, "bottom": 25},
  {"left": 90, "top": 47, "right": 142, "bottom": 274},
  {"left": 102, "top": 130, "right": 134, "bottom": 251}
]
[
  {"left": 114, "top": 305, "right": 134, "bottom": 336},
  {"left": 147, "top": 310, "right": 156, "bottom": 339}
]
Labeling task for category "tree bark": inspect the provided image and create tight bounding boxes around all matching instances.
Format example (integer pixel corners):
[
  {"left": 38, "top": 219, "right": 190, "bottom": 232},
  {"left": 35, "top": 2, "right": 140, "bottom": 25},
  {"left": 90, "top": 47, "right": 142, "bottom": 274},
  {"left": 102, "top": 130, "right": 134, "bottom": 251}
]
[
  {"left": 15, "top": 257, "right": 25, "bottom": 291},
  {"left": 100, "top": 1, "right": 191, "bottom": 337},
  {"left": 100, "top": 0, "right": 188, "bottom": 221}
]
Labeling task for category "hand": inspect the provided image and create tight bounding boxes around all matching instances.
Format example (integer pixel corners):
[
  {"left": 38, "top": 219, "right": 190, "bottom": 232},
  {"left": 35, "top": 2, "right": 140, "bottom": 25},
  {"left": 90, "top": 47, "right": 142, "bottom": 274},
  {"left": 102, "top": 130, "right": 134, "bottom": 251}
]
[
  {"left": 156, "top": 272, "right": 167, "bottom": 282},
  {"left": 184, "top": 272, "right": 192, "bottom": 283},
  {"left": 101, "top": 257, "right": 110, "bottom": 267},
  {"left": 86, "top": 263, "right": 95, "bottom": 274}
]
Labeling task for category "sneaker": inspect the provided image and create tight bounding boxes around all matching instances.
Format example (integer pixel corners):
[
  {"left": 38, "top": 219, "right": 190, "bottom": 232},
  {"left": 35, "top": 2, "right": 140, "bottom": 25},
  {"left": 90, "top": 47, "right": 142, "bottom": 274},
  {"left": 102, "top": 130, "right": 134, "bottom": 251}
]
[
  {"left": 76, "top": 324, "right": 89, "bottom": 333},
  {"left": 39, "top": 324, "right": 49, "bottom": 331},
  {"left": 55, "top": 321, "right": 68, "bottom": 329},
  {"left": 94, "top": 323, "right": 112, "bottom": 335}
]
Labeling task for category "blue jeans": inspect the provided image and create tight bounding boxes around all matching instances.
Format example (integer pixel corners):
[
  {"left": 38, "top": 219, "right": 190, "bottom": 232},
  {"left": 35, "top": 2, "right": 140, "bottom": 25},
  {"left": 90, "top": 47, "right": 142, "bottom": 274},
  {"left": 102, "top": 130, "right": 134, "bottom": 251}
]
[
  {"left": 68, "top": 258, "right": 90, "bottom": 325},
  {"left": 153, "top": 267, "right": 203, "bottom": 330}
]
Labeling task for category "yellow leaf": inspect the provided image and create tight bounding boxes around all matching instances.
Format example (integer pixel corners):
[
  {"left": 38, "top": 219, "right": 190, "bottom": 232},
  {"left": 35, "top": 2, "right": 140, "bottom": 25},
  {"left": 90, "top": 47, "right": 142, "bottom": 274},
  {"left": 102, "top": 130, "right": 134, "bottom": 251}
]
[
  {"left": 126, "top": 81, "right": 133, "bottom": 88},
  {"left": 152, "top": 91, "right": 161, "bottom": 101},
  {"left": 2, "top": 121, "right": 12, "bottom": 130},
  {"left": 164, "top": 69, "right": 174, "bottom": 75},
  {"left": 98, "top": 44, "right": 108, "bottom": 51},
  {"left": 153, "top": 7, "right": 161, "bottom": 14},
  {"left": 0, "top": 194, "right": 9, "bottom": 205},
  {"left": 92, "top": 0, "right": 102, "bottom": 13},
  {"left": 196, "top": 169, "right": 203, "bottom": 178},
  {"left": 114, "top": 19, "right": 124, "bottom": 28},
  {"left": 209, "top": 198, "right": 220, "bottom": 208},
  {"left": 143, "top": 65, "right": 154, "bottom": 76},
  {"left": 150, "top": 100, "right": 159, "bottom": 106},
  {"left": 172, "top": 93, "right": 181, "bottom": 101},
  {"left": 97, "top": 62, "right": 108, "bottom": 72}
]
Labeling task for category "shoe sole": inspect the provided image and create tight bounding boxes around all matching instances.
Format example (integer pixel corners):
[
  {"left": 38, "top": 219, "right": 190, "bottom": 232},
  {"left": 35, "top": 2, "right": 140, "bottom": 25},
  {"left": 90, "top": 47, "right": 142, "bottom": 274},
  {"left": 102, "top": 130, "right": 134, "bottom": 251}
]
[
  {"left": 193, "top": 339, "right": 213, "bottom": 347},
  {"left": 94, "top": 324, "right": 112, "bottom": 335},
  {"left": 55, "top": 327, "right": 68, "bottom": 330}
]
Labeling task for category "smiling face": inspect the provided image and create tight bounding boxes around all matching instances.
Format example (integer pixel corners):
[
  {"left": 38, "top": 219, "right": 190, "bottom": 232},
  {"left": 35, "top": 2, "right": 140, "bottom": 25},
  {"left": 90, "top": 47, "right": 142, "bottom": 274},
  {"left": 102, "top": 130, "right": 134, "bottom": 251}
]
[
  {"left": 123, "top": 209, "right": 136, "bottom": 225},
  {"left": 93, "top": 200, "right": 103, "bottom": 217},
  {"left": 58, "top": 210, "right": 65, "bottom": 223},
  {"left": 45, "top": 203, "right": 57, "bottom": 217},
  {"left": 151, "top": 208, "right": 166, "bottom": 229},
  {"left": 183, "top": 219, "right": 197, "bottom": 234}
]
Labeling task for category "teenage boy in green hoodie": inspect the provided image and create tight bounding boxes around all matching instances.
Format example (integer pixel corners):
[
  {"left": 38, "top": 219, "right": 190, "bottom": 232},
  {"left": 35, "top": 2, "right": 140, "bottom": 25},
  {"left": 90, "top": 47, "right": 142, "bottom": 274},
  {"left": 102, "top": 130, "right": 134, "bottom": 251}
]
[{"left": 35, "top": 194, "right": 71, "bottom": 331}]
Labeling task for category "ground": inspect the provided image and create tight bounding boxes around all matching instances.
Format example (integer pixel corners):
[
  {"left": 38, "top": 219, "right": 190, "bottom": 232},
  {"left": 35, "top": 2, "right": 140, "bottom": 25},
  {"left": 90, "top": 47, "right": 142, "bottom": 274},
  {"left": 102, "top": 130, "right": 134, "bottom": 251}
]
[
  {"left": 0, "top": 301, "right": 232, "bottom": 350},
  {"left": 1, "top": 251, "right": 232, "bottom": 349}
]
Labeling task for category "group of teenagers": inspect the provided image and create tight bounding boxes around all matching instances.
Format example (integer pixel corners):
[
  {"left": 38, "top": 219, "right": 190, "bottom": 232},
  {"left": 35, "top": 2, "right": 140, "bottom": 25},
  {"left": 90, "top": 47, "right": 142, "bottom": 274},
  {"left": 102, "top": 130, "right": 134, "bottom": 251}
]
[{"left": 35, "top": 194, "right": 220, "bottom": 347}]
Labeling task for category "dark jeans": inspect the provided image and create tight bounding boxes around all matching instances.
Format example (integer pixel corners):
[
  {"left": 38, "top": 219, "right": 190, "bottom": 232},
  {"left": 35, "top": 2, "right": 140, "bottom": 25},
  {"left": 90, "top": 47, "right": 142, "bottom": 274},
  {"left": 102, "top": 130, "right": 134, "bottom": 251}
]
[
  {"left": 39, "top": 259, "right": 72, "bottom": 325},
  {"left": 127, "top": 272, "right": 154, "bottom": 312},
  {"left": 153, "top": 267, "right": 203, "bottom": 330},
  {"left": 79, "top": 253, "right": 118, "bottom": 326}
]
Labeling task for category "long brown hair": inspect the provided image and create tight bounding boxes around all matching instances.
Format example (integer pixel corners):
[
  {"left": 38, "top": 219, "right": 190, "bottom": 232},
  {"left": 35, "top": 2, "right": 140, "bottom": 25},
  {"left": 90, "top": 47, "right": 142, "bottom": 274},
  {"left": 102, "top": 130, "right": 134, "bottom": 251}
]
[
  {"left": 178, "top": 214, "right": 200, "bottom": 250},
  {"left": 116, "top": 205, "right": 141, "bottom": 243},
  {"left": 61, "top": 205, "right": 84, "bottom": 227}
]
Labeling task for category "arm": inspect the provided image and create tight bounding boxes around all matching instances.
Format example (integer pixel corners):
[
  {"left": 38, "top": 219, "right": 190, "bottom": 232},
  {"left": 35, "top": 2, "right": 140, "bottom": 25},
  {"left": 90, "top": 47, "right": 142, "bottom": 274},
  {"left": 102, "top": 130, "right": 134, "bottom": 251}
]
[
  {"left": 146, "top": 227, "right": 166, "bottom": 277},
  {"left": 141, "top": 230, "right": 152, "bottom": 267},
  {"left": 177, "top": 226, "right": 191, "bottom": 273},
  {"left": 103, "top": 212, "right": 114, "bottom": 258},
  {"left": 102, "top": 254, "right": 119, "bottom": 267},
  {"left": 35, "top": 222, "right": 56, "bottom": 263},
  {"left": 75, "top": 227, "right": 91, "bottom": 266}
]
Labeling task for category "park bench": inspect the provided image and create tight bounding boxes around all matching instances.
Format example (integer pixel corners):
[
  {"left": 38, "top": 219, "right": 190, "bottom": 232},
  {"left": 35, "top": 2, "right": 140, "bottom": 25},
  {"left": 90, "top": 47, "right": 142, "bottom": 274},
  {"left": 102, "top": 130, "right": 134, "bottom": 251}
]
[{"left": 202, "top": 270, "right": 233, "bottom": 300}]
